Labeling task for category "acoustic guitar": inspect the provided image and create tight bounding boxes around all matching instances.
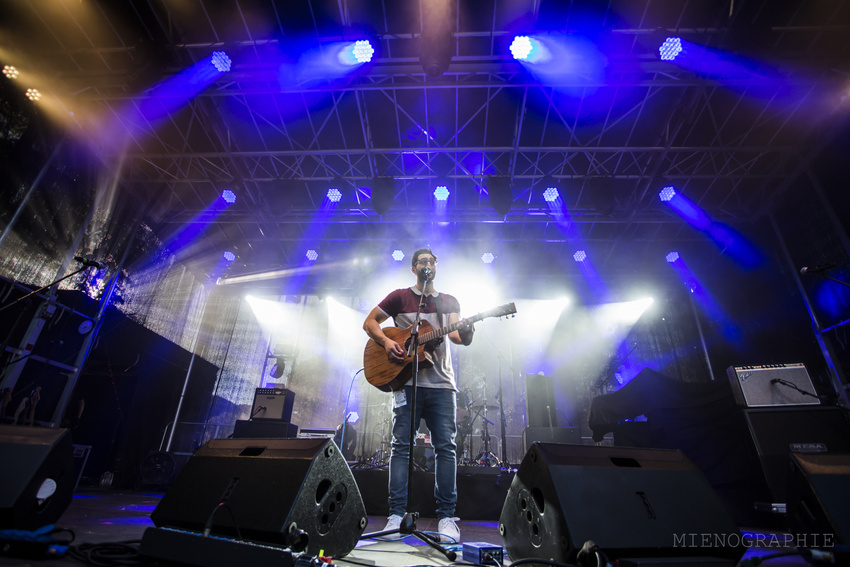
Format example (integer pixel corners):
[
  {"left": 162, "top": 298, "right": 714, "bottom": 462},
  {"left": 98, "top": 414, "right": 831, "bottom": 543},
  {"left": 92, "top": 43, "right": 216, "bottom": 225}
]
[{"left": 363, "top": 303, "right": 516, "bottom": 392}]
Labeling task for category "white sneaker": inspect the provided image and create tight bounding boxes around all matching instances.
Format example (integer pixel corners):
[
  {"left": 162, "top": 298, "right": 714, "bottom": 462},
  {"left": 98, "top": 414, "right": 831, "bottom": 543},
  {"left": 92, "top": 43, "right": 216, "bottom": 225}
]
[
  {"left": 377, "top": 514, "right": 404, "bottom": 540},
  {"left": 437, "top": 517, "right": 460, "bottom": 543}
]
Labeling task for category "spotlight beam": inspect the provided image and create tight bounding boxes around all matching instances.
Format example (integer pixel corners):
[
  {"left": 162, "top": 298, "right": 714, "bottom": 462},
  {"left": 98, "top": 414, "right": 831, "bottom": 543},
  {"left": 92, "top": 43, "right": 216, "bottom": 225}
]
[{"left": 217, "top": 259, "right": 359, "bottom": 286}]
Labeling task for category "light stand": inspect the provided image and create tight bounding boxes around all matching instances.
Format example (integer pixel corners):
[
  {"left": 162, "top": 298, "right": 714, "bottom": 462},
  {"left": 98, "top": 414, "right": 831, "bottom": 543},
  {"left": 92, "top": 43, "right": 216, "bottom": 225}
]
[
  {"left": 362, "top": 269, "right": 457, "bottom": 561},
  {"left": 493, "top": 350, "right": 517, "bottom": 468},
  {"left": 457, "top": 391, "right": 474, "bottom": 464},
  {"left": 497, "top": 356, "right": 508, "bottom": 468}
]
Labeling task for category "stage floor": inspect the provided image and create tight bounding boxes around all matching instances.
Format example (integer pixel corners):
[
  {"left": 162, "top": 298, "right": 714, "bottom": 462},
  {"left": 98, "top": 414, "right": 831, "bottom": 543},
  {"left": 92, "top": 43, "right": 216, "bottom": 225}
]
[{"left": 0, "top": 489, "right": 824, "bottom": 567}]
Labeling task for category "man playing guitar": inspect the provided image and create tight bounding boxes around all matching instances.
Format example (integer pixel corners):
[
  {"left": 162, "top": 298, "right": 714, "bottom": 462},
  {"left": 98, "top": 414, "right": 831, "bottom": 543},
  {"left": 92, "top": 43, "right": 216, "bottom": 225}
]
[{"left": 362, "top": 248, "right": 474, "bottom": 543}]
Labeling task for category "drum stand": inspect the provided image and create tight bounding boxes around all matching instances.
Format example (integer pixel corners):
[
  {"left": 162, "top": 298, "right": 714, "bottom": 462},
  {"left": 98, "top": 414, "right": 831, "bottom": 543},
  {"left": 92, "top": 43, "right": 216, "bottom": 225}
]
[
  {"left": 475, "top": 402, "right": 500, "bottom": 467},
  {"left": 367, "top": 417, "right": 391, "bottom": 466}
]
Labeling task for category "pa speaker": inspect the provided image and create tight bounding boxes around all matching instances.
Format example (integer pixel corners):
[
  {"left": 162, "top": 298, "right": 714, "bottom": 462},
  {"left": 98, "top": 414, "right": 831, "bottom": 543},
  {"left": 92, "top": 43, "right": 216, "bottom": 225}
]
[
  {"left": 525, "top": 375, "right": 557, "bottom": 428},
  {"left": 0, "top": 425, "right": 75, "bottom": 529},
  {"left": 787, "top": 453, "right": 850, "bottom": 545},
  {"left": 726, "top": 364, "right": 819, "bottom": 407},
  {"left": 150, "top": 438, "right": 367, "bottom": 557},
  {"left": 499, "top": 443, "right": 744, "bottom": 564}
]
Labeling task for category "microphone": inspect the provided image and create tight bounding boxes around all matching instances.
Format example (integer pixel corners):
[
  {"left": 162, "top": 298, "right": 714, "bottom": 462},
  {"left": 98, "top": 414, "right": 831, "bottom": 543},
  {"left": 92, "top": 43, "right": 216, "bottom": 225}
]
[
  {"left": 800, "top": 262, "right": 838, "bottom": 275},
  {"left": 421, "top": 267, "right": 433, "bottom": 280},
  {"left": 74, "top": 256, "right": 103, "bottom": 269}
]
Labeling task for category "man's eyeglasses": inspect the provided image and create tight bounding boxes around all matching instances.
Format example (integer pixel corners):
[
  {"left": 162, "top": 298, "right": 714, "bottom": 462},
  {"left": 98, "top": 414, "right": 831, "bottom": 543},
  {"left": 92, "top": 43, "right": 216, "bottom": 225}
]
[{"left": 416, "top": 258, "right": 437, "bottom": 265}]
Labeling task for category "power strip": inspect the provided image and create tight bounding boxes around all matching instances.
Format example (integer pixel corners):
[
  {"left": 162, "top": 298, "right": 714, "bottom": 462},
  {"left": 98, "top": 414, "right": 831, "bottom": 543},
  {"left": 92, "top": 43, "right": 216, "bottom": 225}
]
[{"left": 462, "top": 542, "right": 504, "bottom": 565}]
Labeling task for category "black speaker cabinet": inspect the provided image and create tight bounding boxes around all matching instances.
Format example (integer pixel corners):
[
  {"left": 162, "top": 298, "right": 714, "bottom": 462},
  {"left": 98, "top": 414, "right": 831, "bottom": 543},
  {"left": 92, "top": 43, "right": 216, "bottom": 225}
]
[
  {"left": 726, "top": 364, "right": 820, "bottom": 407},
  {"left": 743, "top": 407, "right": 850, "bottom": 503},
  {"left": 150, "top": 438, "right": 367, "bottom": 557},
  {"left": 0, "top": 425, "right": 75, "bottom": 529},
  {"left": 787, "top": 453, "right": 850, "bottom": 546},
  {"left": 499, "top": 443, "right": 744, "bottom": 564},
  {"left": 233, "top": 420, "right": 298, "bottom": 439},
  {"left": 525, "top": 375, "right": 557, "bottom": 428},
  {"left": 251, "top": 388, "right": 295, "bottom": 421},
  {"left": 522, "top": 426, "right": 580, "bottom": 452}
]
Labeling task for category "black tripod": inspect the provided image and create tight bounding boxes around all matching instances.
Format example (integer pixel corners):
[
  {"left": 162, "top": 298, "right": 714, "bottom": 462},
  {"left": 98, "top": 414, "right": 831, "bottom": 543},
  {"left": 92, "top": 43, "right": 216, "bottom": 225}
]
[
  {"left": 361, "top": 271, "right": 457, "bottom": 561},
  {"left": 474, "top": 399, "right": 499, "bottom": 466}
]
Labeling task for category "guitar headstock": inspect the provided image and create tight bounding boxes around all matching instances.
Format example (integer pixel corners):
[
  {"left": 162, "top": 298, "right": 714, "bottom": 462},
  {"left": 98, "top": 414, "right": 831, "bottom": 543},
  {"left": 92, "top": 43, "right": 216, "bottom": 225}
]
[{"left": 489, "top": 302, "right": 517, "bottom": 319}]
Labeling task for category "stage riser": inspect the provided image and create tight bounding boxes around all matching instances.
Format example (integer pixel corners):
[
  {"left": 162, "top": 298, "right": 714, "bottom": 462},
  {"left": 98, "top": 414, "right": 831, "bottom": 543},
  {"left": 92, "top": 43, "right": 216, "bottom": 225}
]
[{"left": 352, "top": 467, "right": 513, "bottom": 520}]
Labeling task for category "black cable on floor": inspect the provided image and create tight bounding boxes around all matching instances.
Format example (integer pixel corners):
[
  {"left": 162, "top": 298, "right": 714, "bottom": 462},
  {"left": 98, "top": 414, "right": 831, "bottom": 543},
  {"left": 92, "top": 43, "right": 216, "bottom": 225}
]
[{"left": 66, "top": 540, "right": 144, "bottom": 566}]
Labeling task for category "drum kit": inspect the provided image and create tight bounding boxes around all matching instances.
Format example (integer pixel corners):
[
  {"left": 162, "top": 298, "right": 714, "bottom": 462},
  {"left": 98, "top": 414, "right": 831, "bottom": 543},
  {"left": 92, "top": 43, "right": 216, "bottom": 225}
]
[
  {"left": 456, "top": 392, "right": 501, "bottom": 467},
  {"left": 360, "top": 388, "right": 506, "bottom": 469}
]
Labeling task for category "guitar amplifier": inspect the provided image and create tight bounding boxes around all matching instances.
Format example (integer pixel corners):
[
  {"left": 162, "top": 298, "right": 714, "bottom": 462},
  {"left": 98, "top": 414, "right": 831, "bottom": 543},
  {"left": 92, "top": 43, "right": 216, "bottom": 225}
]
[
  {"left": 251, "top": 388, "right": 295, "bottom": 421},
  {"left": 726, "top": 364, "right": 820, "bottom": 408}
]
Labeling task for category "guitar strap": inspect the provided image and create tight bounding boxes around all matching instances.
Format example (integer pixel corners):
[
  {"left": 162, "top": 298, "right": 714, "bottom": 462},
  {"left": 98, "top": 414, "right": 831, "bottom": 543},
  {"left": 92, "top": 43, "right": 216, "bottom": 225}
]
[{"left": 434, "top": 293, "right": 444, "bottom": 328}]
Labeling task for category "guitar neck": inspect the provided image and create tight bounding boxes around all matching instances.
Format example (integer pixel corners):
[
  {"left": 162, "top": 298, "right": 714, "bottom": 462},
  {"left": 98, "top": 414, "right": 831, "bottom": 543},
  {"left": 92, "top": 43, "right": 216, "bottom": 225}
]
[{"left": 420, "top": 314, "right": 483, "bottom": 343}]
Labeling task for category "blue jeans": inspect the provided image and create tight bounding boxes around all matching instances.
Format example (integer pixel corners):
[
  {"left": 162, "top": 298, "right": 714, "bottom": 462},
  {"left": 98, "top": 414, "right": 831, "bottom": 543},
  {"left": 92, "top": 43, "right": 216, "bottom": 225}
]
[{"left": 388, "top": 386, "right": 457, "bottom": 519}]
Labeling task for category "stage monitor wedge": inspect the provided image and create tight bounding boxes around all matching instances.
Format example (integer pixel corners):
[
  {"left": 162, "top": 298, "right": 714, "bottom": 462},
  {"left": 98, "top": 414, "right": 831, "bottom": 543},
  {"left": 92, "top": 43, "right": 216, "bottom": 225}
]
[
  {"left": 0, "top": 425, "right": 75, "bottom": 530},
  {"left": 787, "top": 453, "right": 850, "bottom": 545},
  {"left": 743, "top": 406, "right": 850, "bottom": 503},
  {"left": 150, "top": 438, "right": 366, "bottom": 557},
  {"left": 499, "top": 443, "right": 744, "bottom": 564}
]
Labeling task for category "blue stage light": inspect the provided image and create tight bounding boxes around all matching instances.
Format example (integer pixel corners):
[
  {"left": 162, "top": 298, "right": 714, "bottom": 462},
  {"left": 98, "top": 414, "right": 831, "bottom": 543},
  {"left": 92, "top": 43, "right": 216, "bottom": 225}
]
[
  {"left": 223, "top": 251, "right": 236, "bottom": 262},
  {"left": 659, "top": 186, "right": 676, "bottom": 202},
  {"left": 666, "top": 252, "right": 680, "bottom": 263},
  {"left": 338, "top": 40, "right": 375, "bottom": 66},
  {"left": 306, "top": 249, "right": 319, "bottom": 261},
  {"left": 573, "top": 250, "right": 587, "bottom": 262},
  {"left": 211, "top": 51, "right": 231, "bottom": 72},
  {"left": 352, "top": 40, "right": 374, "bottom": 63},
  {"left": 510, "top": 36, "right": 534, "bottom": 60},
  {"left": 434, "top": 185, "right": 450, "bottom": 201},
  {"left": 481, "top": 252, "right": 495, "bottom": 264},
  {"left": 221, "top": 189, "right": 237, "bottom": 204},
  {"left": 392, "top": 250, "right": 405, "bottom": 262},
  {"left": 543, "top": 187, "right": 560, "bottom": 202},
  {"left": 659, "top": 37, "right": 682, "bottom": 61},
  {"left": 327, "top": 188, "right": 342, "bottom": 202}
]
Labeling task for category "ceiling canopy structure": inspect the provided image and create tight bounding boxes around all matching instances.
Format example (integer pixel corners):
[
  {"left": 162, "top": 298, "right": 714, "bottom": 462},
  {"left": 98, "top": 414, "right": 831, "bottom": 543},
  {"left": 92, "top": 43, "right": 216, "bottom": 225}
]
[{"left": 2, "top": 0, "right": 850, "bottom": 291}]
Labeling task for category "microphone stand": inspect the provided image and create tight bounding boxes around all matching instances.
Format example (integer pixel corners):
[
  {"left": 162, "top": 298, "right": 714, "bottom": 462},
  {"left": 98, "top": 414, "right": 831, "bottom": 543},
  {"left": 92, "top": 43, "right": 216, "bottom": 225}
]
[
  {"left": 812, "top": 272, "right": 850, "bottom": 289},
  {"left": 362, "top": 270, "right": 456, "bottom": 561},
  {"left": 772, "top": 378, "right": 824, "bottom": 401}
]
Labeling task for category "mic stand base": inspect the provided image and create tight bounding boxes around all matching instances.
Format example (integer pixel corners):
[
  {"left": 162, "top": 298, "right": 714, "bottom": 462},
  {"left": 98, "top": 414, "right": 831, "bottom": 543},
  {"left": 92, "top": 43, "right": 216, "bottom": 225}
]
[{"left": 361, "top": 512, "right": 458, "bottom": 561}]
